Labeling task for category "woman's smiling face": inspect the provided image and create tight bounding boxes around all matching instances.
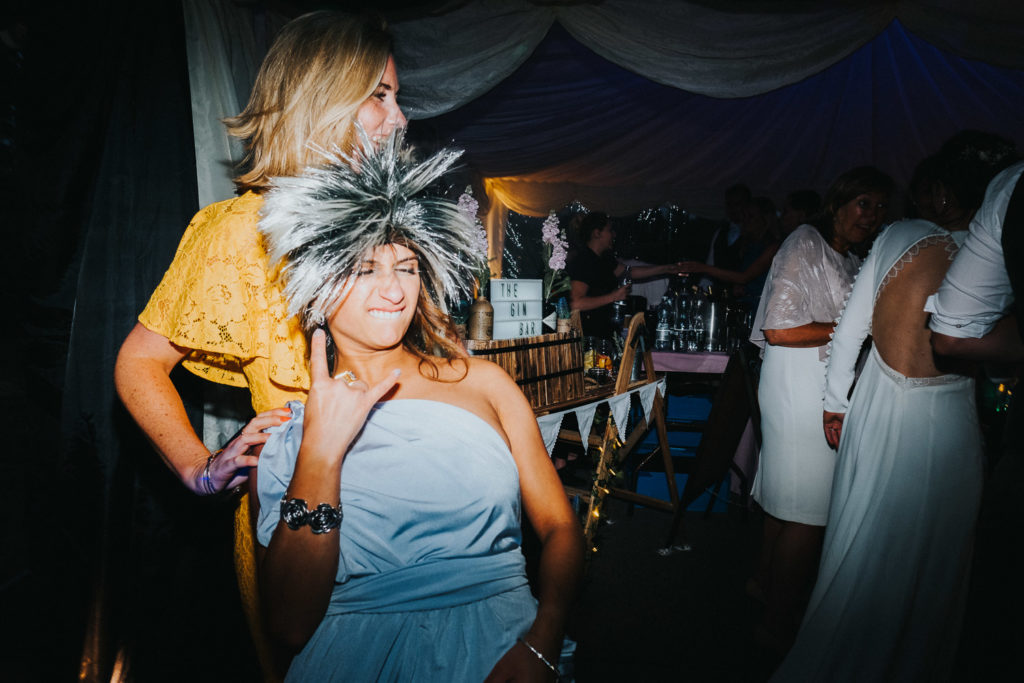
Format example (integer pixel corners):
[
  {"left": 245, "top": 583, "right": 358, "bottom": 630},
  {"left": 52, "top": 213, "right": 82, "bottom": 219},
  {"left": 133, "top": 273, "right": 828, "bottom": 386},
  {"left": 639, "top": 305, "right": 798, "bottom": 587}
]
[
  {"left": 355, "top": 55, "right": 406, "bottom": 143},
  {"left": 328, "top": 243, "right": 420, "bottom": 353},
  {"left": 832, "top": 192, "right": 887, "bottom": 252}
]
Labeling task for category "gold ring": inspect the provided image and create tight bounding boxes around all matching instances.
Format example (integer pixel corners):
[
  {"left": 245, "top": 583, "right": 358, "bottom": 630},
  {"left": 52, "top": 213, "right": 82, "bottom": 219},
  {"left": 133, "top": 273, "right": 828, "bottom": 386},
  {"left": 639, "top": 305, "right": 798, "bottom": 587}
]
[{"left": 334, "top": 370, "right": 358, "bottom": 385}]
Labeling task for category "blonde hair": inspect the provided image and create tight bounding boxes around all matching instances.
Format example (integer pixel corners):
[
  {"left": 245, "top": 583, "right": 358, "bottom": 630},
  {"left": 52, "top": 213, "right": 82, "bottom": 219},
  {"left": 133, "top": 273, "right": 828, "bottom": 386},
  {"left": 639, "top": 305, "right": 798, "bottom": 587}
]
[{"left": 225, "top": 11, "right": 392, "bottom": 193}]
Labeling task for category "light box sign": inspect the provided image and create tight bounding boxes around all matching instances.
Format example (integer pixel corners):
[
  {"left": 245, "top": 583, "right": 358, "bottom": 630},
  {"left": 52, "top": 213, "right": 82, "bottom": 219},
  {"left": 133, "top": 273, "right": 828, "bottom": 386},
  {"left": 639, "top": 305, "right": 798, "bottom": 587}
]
[{"left": 489, "top": 279, "right": 542, "bottom": 339}]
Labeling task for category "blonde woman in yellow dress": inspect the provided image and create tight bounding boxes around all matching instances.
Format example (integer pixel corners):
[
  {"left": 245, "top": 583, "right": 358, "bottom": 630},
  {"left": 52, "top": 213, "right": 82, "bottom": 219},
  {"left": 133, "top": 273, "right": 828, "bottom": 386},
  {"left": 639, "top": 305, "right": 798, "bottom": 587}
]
[{"left": 113, "top": 11, "right": 406, "bottom": 678}]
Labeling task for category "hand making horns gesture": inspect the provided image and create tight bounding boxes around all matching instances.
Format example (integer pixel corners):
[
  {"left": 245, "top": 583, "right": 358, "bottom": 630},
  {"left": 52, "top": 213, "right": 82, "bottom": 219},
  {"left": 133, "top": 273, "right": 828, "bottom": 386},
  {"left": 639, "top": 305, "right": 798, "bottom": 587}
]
[{"left": 298, "top": 328, "right": 401, "bottom": 463}]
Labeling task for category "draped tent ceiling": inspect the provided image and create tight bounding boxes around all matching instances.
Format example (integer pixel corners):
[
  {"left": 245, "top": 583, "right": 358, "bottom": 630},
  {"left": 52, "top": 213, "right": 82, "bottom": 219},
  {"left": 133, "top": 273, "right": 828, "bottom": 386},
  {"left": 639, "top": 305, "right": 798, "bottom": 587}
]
[{"left": 186, "top": 0, "right": 1024, "bottom": 261}]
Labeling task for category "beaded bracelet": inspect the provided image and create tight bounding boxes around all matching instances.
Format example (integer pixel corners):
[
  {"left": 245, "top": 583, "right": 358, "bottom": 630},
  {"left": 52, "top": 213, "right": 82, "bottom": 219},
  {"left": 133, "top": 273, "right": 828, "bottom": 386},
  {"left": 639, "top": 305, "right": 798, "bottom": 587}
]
[{"left": 518, "top": 637, "right": 559, "bottom": 681}]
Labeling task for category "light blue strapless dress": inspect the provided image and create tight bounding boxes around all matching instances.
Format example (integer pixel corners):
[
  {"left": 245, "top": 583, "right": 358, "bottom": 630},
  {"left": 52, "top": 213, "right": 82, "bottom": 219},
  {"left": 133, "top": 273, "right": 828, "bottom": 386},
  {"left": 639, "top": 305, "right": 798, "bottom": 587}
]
[{"left": 257, "top": 400, "right": 537, "bottom": 682}]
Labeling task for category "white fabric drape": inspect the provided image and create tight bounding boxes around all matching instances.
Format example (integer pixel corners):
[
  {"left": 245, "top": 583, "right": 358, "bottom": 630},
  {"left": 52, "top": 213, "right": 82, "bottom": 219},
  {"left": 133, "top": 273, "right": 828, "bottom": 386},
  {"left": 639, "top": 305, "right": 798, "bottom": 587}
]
[
  {"left": 182, "top": 0, "right": 258, "bottom": 207},
  {"left": 391, "top": 1, "right": 556, "bottom": 120},
  {"left": 392, "top": 0, "right": 1024, "bottom": 119},
  {"left": 182, "top": 0, "right": 1024, "bottom": 257}
]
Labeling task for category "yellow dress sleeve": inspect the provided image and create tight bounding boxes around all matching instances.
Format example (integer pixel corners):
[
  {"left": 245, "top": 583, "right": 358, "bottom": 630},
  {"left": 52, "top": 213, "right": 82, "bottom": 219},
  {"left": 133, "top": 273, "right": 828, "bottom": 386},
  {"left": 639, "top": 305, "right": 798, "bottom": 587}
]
[{"left": 138, "top": 192, "right": 309, "bottom": 405}]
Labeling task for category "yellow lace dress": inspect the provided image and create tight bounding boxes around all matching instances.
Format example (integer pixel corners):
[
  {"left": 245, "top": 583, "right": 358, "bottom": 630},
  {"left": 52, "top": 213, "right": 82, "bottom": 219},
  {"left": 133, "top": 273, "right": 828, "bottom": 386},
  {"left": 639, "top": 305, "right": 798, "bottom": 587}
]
[{"left": 139, "top": 190, "right": 309, "bottom": 680}]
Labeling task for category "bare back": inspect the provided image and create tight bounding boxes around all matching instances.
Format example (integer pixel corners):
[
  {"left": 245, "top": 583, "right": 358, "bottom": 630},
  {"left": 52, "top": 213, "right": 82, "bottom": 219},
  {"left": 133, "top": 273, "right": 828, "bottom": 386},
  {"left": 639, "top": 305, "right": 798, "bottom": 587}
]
[{"left": 872, "top": 235, "right": 964, "bottom": 378}]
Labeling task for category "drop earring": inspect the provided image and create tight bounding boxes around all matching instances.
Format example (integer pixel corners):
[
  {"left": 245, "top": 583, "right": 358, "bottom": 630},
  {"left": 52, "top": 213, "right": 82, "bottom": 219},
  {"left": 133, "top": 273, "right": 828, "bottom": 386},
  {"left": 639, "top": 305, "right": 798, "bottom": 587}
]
[{"left": 320, "top": 324, "right": 337, "bottom": 372}]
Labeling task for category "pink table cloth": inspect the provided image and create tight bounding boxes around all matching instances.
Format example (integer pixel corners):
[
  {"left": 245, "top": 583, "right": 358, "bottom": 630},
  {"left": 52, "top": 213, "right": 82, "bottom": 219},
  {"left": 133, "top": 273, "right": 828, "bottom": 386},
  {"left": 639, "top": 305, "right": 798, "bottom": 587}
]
[{"left": 651, "top": 350, "right": 730, "bottom": 374}]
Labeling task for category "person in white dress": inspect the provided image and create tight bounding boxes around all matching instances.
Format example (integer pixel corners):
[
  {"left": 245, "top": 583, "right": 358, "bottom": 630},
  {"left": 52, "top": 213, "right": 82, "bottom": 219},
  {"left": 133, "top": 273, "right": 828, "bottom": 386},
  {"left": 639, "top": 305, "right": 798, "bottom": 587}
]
[
  {"left": 772, "top": 132, "right": 1018, "bottom": 681},
  {"left": 749, "top": 166, "right": 893, "bottom": 655}
]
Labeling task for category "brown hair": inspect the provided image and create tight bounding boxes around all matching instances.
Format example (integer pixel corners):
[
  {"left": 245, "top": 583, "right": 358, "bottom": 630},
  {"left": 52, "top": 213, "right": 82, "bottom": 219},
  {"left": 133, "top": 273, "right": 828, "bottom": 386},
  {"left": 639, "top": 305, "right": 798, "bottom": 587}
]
[
  {"left": 575, "top": 211, "right": 610, "bottom": 244},
  {"left": 310, "top": 239, "right": 470, "bottom": 382},
  {"left": 812, "top": 166, "right": 895, "bottom": 243},
  {"left": 225, "top": 11, "right": 392, "bottom": 193},
  {"left": 400, "top": 238, "right": 469, "bottom": 380},
  {"left": 933, "top": 130, "right": 1018, "bottom": 212},
  {"left": 406, "top": 286, "right": 470, "bottom": 381}
]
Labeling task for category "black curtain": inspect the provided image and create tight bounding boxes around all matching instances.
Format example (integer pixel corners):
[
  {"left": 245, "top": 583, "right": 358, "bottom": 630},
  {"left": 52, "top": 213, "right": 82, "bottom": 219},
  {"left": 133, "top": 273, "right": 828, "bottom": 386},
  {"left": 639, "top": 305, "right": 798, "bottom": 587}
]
[{"left": 2, "top": 2, "right": 256, "bottom": 681}]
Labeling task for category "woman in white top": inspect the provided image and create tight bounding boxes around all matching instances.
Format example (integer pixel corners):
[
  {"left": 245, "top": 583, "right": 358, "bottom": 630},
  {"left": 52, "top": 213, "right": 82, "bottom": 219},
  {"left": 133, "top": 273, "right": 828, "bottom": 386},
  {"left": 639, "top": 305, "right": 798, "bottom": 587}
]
[{"left": 749, "top": 166, "right": 893, "bottom": 655}]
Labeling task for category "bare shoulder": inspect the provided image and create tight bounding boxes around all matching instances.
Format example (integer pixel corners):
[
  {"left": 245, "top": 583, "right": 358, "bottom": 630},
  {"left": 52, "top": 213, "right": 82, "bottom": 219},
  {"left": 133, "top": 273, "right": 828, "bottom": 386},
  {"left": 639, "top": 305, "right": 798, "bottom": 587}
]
[
  {"left": 462, "top": 357, "right": 534, "bottom": 414},
  {"left": 415, "top": 356, "right": 526, "bottom": 410},
  {"left": 462, "top": 357, "right": 521, "bottom": 394}
]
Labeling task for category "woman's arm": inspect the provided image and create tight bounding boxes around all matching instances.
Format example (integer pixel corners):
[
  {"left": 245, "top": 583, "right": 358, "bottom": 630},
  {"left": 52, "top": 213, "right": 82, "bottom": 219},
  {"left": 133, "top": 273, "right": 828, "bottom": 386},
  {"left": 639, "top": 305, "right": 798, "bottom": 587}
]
[
  {"left": 820, "top": 230, "right": 886, "bottom": 444},
  {"left": 681, "top": 244, "right": 779, "bottom": 285},
  {"left": 569, "top": 279, "right": 629, "bottom": 312},
  {"left": 932, "top": 315, "right": 1024, "bottom": 363},
  {"left": 485, "top": 367, "right": 585, "bottom": 681},
  {"left": 255, "top": 330, "right": 400, "bottom": 653},
  {"left": 115, "top": 324, "right": 206, "bottom": 486},
  {"left": 624, "top": 261, "right": 684, "bottom": 281},
  {"left": 115, "top": 323, "right": 286, "bottom": 493},
  {"left": 763, "top": 322, "right": 836, "bottom": 348}
]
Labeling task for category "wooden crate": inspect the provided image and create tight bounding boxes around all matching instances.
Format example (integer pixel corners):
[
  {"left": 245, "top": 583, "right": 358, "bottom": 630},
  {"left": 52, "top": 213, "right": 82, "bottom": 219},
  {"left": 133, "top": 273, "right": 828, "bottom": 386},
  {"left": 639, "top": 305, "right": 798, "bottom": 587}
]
[{"left": 466, "top": 332, "right": 585, "bottom": 410}]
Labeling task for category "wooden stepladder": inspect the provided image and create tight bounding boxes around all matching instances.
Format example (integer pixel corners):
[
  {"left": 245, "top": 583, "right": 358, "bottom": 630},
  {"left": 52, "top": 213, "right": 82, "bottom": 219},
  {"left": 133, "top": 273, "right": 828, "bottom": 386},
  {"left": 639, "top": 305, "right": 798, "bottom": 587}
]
[{"left": 576, "top": 314, "right": 679, "bottom": 547}]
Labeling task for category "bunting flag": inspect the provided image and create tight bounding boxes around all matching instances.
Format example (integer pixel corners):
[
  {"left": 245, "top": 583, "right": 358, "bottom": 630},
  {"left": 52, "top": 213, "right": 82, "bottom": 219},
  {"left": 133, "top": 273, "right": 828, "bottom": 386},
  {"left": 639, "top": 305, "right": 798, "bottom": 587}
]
[
  {"left": 535, "top": 379, "right": 667, "bottom": 456},
  {"left": 536, "top": 411, "right": 567, "bottom": 456},
  {"left": 638, "top": 378, "right": 665, "bottom": 421},
  {"left": 608, "top": 392, "right": 632, "bottom": 439},
  {"left": 573, "top": 403, "right": 598, "bottom": 448}
]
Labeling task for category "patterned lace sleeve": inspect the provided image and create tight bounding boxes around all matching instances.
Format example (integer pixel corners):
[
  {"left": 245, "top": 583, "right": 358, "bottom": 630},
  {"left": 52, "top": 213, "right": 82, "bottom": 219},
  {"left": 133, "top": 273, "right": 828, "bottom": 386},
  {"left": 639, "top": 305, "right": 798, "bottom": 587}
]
[
  {"left": 760, "top": 226, "right": 822, "bottom": 331},
  {"left": 138, "top": 194, "right": 307, "bottom": 391}
]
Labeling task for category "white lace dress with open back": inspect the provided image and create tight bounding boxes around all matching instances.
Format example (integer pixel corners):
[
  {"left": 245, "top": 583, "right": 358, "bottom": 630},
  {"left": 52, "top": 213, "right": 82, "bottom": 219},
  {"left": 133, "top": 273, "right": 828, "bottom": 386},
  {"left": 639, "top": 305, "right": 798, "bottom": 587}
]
[{"left": 773, "top": 219, "right": 983, "bottom": 682}]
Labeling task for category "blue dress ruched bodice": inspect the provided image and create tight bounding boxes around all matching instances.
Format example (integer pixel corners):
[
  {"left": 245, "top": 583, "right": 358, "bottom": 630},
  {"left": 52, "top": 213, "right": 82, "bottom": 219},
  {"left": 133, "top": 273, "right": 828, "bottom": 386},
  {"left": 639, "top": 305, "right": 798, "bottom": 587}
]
[{"left": 257, "top": 399, "right": 536, "bottom": 681}]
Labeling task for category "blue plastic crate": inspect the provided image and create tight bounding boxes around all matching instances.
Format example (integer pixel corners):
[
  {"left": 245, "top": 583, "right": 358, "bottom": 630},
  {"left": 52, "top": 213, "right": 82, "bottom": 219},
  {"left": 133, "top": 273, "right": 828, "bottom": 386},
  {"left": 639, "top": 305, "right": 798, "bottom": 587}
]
[{"left": 665, "top": 394, "right": 713, "bottom": 421}]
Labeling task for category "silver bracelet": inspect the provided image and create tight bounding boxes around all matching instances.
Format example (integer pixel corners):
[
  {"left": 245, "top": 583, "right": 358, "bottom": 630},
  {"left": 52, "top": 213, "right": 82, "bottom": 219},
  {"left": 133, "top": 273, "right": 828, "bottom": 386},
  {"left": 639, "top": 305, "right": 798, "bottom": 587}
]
[
  {"left": 200, "top": 450, "right": 221, "bottom": 496},
  {"left": 280, "top": 497, "right": 343, "bottom": 534},
  {"left": 517, "top": 637, "right": 559, "bottom": 680}
]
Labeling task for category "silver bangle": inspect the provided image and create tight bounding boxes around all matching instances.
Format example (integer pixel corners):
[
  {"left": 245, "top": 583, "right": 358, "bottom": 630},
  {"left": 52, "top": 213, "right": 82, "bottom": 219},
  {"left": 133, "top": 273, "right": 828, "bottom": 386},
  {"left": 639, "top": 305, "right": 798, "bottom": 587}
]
[
  {"left": 200, "top": 450, "right": 221, "bottom": 496},
  {"left": 518, "top": 637, "right": 559, "bottom": 680}
]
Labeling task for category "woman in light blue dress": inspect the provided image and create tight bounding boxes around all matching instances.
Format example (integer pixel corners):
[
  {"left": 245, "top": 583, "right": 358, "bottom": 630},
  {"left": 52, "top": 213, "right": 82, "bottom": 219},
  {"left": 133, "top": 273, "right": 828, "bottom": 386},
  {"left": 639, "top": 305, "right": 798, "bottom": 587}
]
[{"left": 249, "top": 132, "right": 584, "bottom": 681}]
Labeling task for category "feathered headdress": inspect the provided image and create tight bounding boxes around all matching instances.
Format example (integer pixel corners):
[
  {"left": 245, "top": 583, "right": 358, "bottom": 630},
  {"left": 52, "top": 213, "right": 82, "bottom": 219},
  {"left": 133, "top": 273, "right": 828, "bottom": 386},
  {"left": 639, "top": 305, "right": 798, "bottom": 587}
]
[{"left": 259, "top": 129, "right": 483, "bottom": 330}]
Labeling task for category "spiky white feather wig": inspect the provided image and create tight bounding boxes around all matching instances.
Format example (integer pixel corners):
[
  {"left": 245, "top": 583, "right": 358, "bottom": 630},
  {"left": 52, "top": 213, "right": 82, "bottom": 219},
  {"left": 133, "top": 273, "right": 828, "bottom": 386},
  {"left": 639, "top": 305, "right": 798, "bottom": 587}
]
[{"left": 259, "top": 129, "right": 484, "bottom": 330}]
